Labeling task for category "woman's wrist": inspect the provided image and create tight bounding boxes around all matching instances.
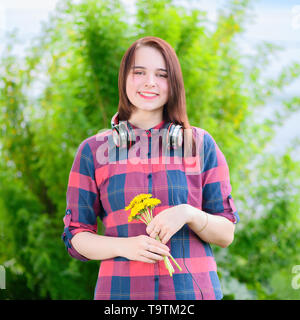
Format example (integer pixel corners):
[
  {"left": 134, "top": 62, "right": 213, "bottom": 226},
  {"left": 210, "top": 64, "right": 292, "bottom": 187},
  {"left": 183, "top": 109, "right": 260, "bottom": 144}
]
[
  {"left": 114, "top": 236, "right": 129, "bottom": 258},
  {"left": 182, "top": 203, "right": 198, "bottom": 224},
  {"left": 184, "top": 204, "right": 207, "bottom": 229}
]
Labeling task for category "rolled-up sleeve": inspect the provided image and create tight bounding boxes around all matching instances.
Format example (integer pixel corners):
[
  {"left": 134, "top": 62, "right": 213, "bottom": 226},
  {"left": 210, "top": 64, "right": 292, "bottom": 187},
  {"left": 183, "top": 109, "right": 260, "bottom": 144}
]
[
  {"left": 61, "top": 139, "right": 102, "bottom": 261},
  {"left": 201, "top": 131, "right": 240, "bottom": 224}
]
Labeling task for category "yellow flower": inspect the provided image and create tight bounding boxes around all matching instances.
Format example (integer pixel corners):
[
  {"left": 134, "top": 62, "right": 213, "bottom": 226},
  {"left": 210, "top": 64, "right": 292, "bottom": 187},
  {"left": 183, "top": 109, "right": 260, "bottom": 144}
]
[
  {"left": 128, "top": 202, "right": 145, "bottom": 221},
  {"left": 142, "top": 198, "right": 161, "bottom": 210},
  {"left": 125, "top": 194, "right": 161, "bottom": 223},
  {"left": 125, "top": 194, "right": 152, "bottom": 211}
]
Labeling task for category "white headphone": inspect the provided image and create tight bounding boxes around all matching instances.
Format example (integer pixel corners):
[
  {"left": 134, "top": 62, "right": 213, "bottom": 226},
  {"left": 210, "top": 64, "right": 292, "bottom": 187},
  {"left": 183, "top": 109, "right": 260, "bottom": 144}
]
[{"left": 111, "top": 112, "right": 183, "bottom": 150}]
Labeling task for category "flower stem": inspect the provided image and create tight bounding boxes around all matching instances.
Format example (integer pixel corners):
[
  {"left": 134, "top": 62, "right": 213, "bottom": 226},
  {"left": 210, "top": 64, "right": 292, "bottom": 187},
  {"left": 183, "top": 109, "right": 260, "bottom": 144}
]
[
  {"left": 149, "top": 208, "right": 153, "bottom": 220},
  {"left": 141, "top": 210, "right": 148, "bottom": 225},
  {"left": 164, "top": 256, "right": 174, "bottom": 277},
  {"left": 145, "top": 208, "right": 152, "bottom": 223},
  {"left": 168, "top": 255, "right": 182, "bottom": 271},
  {"left": 155, "top": 235, "right": 181, "bottom": 274},
  {"left": 138, "top": 214, "right": 148, "bottom": 225}
]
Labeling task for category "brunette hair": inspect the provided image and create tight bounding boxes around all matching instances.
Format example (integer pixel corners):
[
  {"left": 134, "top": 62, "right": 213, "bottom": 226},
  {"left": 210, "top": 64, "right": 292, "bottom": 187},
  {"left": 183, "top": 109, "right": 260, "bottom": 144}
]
[{"left": 117, "top": 36, "right": 196, "bottom": 154}]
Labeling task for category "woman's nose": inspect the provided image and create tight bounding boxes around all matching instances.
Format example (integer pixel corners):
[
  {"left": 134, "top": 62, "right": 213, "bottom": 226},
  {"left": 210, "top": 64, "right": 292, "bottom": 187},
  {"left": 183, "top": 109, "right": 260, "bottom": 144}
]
[{"left": 144, "top": 73, "right": 156, "bottom": 87}]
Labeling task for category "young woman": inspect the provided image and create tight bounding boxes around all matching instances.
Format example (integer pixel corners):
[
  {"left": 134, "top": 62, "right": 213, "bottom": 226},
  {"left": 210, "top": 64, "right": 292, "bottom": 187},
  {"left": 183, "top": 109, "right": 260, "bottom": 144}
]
[{"left": 62, "top": 36, "right": 239, "bottom": 300}]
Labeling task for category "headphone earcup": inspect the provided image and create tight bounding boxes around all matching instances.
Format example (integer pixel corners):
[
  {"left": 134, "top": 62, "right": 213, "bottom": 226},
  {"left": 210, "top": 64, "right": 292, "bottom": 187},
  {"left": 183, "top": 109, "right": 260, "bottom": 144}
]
[
  {"left": 167, "top": 124, "right": 183, "bottom": 150},
  {"left": 114, "top": 121, "right": 136, "bottom": 149},
  {"left": 112, "top": 127, "right": 121, "bottom": 147}
]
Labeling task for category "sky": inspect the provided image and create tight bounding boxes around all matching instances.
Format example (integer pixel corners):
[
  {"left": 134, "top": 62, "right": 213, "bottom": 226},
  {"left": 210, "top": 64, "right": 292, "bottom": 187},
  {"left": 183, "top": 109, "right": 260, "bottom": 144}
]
[{"left": 0, "top": 0, "right": 299, "bottom": 157}]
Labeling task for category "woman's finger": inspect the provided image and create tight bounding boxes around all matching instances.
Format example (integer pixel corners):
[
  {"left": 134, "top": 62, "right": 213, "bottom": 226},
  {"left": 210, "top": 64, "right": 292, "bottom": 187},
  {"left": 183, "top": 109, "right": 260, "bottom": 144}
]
[
  {"left": 147, "top": 240, "right": 170, "bottom": 256},
  {"left": 146, "top": 223, "right": 154, "bottom": 235},
  {"left": 150, "top": 229, "right": 160, "bottom": 239},
  {"left": 146, "top": 220, "right": 160, "bottom": 235},
  {"left": 160, "top": 232, "right": 171, "bottom": 245},
  {"left": 148, "top": 236, "right": 169, "bottom": 250},
  {"left": 147, "top": 251, "right": 164, "bottom": 261},
  {"left": 142, "top": 245, "right": 164, "bottom": 261},
  {"left": 140, "top": 256, "right": 157, "bottom": 264}
]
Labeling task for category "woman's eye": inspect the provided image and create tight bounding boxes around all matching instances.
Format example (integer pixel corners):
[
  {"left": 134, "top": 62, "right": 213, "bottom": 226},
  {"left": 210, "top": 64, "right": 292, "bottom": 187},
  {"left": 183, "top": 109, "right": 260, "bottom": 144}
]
[{"left": 134, "top": 71, "right": 167, "bottom": 78}]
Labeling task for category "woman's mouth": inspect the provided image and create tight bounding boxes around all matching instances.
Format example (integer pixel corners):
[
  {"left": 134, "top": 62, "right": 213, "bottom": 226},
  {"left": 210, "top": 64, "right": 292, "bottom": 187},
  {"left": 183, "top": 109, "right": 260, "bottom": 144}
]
[{"left": 138, "top": 92, "right": 159, "bottom": 100}]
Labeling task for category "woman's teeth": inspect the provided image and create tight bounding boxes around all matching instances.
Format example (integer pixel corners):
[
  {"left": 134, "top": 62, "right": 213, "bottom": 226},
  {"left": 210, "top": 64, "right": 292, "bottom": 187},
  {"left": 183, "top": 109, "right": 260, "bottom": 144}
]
[{"left": 139, "top": 92, "right": 157, "bottom": 97}]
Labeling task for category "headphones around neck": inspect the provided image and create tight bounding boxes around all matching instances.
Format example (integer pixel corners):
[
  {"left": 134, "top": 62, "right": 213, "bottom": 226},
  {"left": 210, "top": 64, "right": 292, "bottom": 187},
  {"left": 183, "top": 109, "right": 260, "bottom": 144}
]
[{"left": 111, "top": 112, "right": 183, "bottom": 150}]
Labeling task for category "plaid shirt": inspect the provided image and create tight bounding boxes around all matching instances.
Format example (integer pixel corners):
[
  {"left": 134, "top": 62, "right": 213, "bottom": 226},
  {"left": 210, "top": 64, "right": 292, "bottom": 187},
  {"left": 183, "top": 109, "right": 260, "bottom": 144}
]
[{"left": 62, "top": 119, "right": 239, "bottom": 300}]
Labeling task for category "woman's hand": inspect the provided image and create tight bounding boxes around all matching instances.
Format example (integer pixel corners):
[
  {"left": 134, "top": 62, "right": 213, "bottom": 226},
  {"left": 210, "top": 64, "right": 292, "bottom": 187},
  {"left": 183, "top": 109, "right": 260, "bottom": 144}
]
[
  {"left": 146, "top": 204, "right": 191, "bottom": 244},
  {"left": 121, "top": 235, "right": 170, "bottom": 264}
]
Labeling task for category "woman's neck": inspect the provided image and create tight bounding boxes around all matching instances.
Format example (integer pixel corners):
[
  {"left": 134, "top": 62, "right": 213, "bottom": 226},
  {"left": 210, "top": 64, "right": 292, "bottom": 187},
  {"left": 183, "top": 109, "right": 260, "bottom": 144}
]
[{"left": 128, "top": 108, "right": 163, "bottom": 130}]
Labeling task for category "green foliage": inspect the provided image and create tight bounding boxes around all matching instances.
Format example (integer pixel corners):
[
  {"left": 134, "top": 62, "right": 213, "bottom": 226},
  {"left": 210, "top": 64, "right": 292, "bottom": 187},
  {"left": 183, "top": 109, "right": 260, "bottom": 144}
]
[
  {"left": 0, "top": 0, "right": 299, "bottom": 299},
  {"left": 226, "top": 153, "right": 300, "bottom": 299}
]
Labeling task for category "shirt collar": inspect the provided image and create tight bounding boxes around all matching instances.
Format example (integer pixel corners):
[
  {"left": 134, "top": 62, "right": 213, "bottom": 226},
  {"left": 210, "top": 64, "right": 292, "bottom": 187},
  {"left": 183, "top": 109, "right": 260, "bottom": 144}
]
[{"left": 128, "top": 119, "right": 167, "bottom": 131}]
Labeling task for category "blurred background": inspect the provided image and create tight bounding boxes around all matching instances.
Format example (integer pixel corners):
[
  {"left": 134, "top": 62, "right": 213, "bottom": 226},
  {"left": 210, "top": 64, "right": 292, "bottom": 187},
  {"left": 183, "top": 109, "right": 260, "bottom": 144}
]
[{"left": 0, "top": 0, "right": 299, "bottom": 299}]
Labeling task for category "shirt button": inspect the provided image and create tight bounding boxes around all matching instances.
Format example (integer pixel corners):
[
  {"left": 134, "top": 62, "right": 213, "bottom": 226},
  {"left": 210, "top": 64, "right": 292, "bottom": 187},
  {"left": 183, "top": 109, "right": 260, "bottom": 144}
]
[{"left": 146, "top": 131, "right": 150, "bottom": 135}]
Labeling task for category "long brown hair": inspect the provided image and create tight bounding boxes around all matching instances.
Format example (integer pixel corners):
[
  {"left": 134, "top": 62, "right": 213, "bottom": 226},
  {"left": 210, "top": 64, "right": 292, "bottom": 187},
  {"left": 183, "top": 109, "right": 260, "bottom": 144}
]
[{"left": 117, "top": 36, "right": 196, "bottom": 155}]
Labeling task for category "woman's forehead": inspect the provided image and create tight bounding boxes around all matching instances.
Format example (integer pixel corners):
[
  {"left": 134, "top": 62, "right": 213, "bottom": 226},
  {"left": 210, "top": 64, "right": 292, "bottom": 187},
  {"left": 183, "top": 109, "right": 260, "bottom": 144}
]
[{"left": 132, "top": 46, "right": 166, "bottom": 69}]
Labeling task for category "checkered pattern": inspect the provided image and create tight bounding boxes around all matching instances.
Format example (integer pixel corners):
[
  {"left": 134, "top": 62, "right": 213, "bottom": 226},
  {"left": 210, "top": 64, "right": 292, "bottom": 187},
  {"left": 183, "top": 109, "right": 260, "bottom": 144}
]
[{"left": 62, "top": 120, "right": 239, "bottom": 300}]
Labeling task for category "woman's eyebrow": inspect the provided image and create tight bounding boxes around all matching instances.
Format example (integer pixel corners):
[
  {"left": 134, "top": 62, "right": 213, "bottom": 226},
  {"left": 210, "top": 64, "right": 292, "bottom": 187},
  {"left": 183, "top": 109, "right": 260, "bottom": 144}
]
[{"left": 131, "top": 65, "right": 167, "bottom": 72}]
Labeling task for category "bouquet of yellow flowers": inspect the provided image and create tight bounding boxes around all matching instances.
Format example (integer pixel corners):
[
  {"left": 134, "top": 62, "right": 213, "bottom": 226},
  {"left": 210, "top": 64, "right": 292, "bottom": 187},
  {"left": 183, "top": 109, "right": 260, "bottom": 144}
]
[{"left": 125, "top": 193, "right": 182, "bottom": 277}]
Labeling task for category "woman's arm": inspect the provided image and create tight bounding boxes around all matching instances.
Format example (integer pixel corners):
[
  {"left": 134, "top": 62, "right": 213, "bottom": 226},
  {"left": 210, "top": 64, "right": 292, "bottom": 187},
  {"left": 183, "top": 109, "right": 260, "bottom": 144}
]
[
  {"left": 71, "top": 232, "right": 170, "bottom": 262},
  {"left": 71, "top": 232, "right": 124, "bottom": 260},
  {"left": 184, "top": 204, "right": 235, "bottom": 248},
  {"left": 146, "top": 204, "right": 235, "bottom": 248}
]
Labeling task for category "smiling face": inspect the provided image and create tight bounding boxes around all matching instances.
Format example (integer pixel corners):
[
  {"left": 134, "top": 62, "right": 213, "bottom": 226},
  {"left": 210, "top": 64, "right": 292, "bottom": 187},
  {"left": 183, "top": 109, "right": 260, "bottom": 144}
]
[{"left": 126, "top": 46, "right": 169, "bottom": 114}]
